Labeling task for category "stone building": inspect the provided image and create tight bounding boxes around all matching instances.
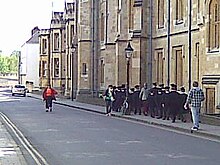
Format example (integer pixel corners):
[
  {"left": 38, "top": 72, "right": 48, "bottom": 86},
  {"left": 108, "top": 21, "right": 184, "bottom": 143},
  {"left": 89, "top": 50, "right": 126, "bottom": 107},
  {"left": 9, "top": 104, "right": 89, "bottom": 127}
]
[
  {"left": 63, "top": 2, "right": 76, "bottom": 98},
  {"left": 39, "top": 2, "right": 75, "bottom": 95},
  {"left": 39, "top": 29, "right": 50, "bottom": 88},
  {"left": 38, "top": 0, "right": 220, "bottom": 114},
  {"left": 150, "top": 0, "right": 220, "bottom": 114}
]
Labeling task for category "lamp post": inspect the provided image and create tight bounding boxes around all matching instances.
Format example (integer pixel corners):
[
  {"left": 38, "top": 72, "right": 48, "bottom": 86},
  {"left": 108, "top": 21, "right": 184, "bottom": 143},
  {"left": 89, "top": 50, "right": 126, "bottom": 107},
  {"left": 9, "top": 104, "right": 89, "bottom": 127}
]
[{"left": 125, "top": 42, "right": 134, "bottom": 114}]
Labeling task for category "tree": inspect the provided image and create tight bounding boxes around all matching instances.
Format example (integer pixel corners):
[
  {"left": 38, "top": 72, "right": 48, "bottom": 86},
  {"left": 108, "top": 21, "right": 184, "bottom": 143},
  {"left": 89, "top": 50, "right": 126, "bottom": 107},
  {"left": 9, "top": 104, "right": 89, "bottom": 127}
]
[{"left": 0, "top": 54, "right": 18, "bottom": 74}]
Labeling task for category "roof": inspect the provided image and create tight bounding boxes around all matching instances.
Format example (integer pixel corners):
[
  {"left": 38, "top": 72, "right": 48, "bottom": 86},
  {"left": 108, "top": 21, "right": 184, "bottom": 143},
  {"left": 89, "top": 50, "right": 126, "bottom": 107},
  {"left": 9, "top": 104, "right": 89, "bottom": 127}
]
[{"left": 26, "top": 31, "right": 39, "bottom": 44}]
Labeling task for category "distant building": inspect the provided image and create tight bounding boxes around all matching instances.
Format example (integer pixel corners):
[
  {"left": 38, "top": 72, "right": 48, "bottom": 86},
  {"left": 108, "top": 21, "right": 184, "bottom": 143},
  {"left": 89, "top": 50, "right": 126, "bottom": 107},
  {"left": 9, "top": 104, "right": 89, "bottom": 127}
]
[
  {"left": 20, "top": 26, "right": 40, "bottom": 90},
  {"left": 39, "top": 2, "right": 75, "bottom": 97}
]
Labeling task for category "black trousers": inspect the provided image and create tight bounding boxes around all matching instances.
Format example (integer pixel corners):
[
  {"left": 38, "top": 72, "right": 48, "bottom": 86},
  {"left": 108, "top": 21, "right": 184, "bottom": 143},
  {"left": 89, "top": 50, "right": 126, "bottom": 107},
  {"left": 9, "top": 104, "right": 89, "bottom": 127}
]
[{"left": 45, "top": 96, "right": 53, "bottom": 109}]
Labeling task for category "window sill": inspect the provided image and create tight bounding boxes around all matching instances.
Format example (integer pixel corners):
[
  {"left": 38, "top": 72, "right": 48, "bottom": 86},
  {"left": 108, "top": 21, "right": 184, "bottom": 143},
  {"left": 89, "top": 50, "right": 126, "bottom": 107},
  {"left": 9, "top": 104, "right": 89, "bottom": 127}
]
[
  {"left": 174, "top": 20, "right": 184, "bottom": 25},
  {"left": 207, "top": 48, "right": 220, "bottom": 54},
  {"left": 81, "top": 74, "right": 88, "bottom": 78},
  {"left": 158, "top": 25, "right": 165, "bottom": 29}
]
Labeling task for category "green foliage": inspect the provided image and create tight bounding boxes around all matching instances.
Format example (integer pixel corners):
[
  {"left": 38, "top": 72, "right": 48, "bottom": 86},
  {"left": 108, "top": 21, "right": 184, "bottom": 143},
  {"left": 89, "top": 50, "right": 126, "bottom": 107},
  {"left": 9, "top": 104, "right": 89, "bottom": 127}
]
[{"left": 0, "top": 54, "right": 18, "bottom": 74}]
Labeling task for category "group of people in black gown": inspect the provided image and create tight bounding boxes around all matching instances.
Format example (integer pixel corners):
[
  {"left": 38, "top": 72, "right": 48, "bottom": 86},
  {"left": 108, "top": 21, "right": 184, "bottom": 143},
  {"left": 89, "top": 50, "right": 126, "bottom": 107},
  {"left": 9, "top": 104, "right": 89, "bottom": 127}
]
[{"left": 104, "top": 82, "right": 190, "bottom": 123}]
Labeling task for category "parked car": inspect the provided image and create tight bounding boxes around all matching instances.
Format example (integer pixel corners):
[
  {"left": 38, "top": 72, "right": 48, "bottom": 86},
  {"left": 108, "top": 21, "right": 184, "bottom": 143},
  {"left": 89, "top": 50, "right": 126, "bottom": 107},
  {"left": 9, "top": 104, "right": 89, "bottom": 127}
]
[{"left": 12, "top": 85, "right": 27, "bottom": 97}]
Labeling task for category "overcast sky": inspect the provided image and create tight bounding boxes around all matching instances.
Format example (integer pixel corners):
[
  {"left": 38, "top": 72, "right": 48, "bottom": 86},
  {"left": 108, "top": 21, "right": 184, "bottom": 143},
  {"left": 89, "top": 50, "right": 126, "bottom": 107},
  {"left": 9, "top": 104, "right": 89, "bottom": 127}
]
[{"left": 0, "top": 0, "right": 68, "bottom": 55}]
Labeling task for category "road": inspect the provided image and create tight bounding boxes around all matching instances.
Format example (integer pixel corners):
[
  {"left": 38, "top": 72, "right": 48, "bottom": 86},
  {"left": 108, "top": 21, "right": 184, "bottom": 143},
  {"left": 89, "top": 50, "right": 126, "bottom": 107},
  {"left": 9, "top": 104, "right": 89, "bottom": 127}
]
[{"left": 0, "top": 88, "right": 220, "bottom": 165}]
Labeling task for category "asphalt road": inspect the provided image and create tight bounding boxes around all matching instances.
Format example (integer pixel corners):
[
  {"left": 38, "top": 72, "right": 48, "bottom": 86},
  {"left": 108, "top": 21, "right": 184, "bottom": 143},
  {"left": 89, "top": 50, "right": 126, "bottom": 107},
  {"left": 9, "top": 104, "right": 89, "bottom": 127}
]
[{"left": 0, "top": 88, "right": 220, "bottom": 165}]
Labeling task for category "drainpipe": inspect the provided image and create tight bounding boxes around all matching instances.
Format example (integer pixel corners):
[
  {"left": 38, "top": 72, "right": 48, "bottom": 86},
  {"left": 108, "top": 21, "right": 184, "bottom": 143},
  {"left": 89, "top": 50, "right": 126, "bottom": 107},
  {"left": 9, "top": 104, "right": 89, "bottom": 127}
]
[
  {"left": 105, "top": 0, "right": 108, "bottom": 44},
  {"left": 188, "top": 0, "right": 192, "bottom": 90},
  {"left": 73, "top": 0, "right": 79, "bottom": 99},
  {"left": 48, "top": 33, "right": 51, "bottom": 86},
  {"left": 91, "top": 0, "right": 95, "bottom": 96},
  {"left": 148, "top": 0, "right": 153, "bottom": 88},
  {"left": 18, "top": 51, "right": 21, "bottom": 84},
  {"left": 60, "top": 28, "right": 63, "bottom": 87},
  {"left": 167, "top": 0, "right": 171, "bottom": 86},
  {"left": 91, "top": 0, "right": 98, "bottom": 97}
]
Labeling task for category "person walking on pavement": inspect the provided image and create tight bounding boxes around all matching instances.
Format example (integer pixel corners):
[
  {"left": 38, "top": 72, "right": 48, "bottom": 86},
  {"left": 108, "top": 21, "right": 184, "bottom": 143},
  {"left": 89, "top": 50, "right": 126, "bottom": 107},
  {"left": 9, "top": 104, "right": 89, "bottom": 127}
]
[
  {"left": 162, "top": 86, "right": 170, "bottom": 120},
  {"left": 169, "top": 84, "right": 180, "bottom": 123},
  {"left": 184, "top": 81, "right": 205, "bottom": 131},
  {"left": 156, "top": 84, "right": 165, "bottom": 119},
  {"left": 103, "top": 85, "right": 115, "bottom": 116},
  {"left": 148, "top": 82, "right": 159, "bottom": 118},
  {"left": 178, "top": 86, "right": 189, "bottom": 122},
  {"left": 139, "top": 82, "right": 150, "bottom": 115},
  {"left": 133, "top": 85, "right": 142, "bottom": 115},
  {"left": 42, "top": 84, "right": 58, "bottom": 112}
]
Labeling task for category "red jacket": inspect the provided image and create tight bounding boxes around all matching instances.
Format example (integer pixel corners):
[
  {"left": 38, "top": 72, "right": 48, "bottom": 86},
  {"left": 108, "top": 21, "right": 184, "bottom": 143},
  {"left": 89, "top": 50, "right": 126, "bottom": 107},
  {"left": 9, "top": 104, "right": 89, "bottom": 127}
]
[{"left": 42, "top": 87, "right": 58, "bottom": 100}]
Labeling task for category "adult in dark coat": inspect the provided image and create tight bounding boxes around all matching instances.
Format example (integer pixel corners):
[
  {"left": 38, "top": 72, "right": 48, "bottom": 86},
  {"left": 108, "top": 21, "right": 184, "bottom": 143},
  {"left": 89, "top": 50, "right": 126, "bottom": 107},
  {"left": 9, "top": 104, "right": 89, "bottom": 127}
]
[
  {"left": 113, "top": 86, "right": 121, "bottom": 112},
  {"left": 133, "top": 85, "right": 142, "bottom": 115},
  {"left": 168, "top": 84, "right": 180, "bottom": 123},
  {"left": 113, "top": 85, "right": 126, "bottom": 112},
  {"left": 155, "top": 84, "right": 165, "bottom": 119},
  {"left": 162, "top": 86, "right": 170, "bottom": 120},
  {"left": 128, "top": 88, "right": 135, "bottom": 114},
  {"left": 148, "top": 82, "right": 159, "bottom": 118},
  {"left": 178, "top": 87, "right": 189, "bottom": 122}
]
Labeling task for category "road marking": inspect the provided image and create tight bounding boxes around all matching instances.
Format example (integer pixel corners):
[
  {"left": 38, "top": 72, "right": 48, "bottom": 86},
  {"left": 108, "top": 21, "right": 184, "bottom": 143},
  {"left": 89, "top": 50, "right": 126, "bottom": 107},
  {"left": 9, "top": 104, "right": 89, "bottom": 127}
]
[
  {"left": 0, "top": 147, "right": 16, "bottom": 157},
  {"left": 0, "top": 112, "right": 49, "bottom": 165}
]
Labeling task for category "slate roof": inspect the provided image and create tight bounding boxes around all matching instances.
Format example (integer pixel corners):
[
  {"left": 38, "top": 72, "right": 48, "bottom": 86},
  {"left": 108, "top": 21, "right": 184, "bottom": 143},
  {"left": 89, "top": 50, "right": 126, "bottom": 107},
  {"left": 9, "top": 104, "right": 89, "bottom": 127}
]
[{"left": 26, "top": 31, "right": 39, "bottom": 44}]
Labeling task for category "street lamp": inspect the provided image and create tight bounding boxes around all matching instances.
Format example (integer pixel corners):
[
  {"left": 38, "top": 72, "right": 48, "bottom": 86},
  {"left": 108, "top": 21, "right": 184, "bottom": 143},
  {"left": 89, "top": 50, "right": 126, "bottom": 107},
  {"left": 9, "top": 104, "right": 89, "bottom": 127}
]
[{"left": 125, "top": 42, "right": 134, "bottom": 114}]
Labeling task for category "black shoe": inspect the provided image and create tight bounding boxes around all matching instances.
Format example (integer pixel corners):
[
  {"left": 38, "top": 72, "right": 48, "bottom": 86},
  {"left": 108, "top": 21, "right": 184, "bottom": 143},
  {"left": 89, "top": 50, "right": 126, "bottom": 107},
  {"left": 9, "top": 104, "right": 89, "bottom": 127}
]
[
  {"left": 172, "top": 120, "right": 175, "bottom": 123},
  {"left": 162, "top": 117, "right": 166, "bottom": 120},
  {"left": 46, "top": 109, "right": 49, "bottom": 112},
  {"left": 157, "top": 116, "right": 162, "bottom": 119},
  {"left": 151, "top": 115, "right": 155, "bottom": 118},
  {"left": 143, "top": 112, "right": 148, "bottom": 116}
]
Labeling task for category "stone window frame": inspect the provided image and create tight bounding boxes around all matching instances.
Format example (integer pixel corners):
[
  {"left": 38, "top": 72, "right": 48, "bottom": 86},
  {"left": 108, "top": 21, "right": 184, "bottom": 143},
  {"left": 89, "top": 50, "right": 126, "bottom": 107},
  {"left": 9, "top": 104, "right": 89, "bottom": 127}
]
[
  {"left": 100, "top": 58, "right": 105, "bottom": 85},
  {"left": 154, "top": 48, "right": 165, "bottom": 84},
  {"left": 157, "top": 0, "right": 165, "bottom": 29},
  {"left": 54, "top": 33, "right": 60, "bottom": 51},
  {"left": 128, "top": 0, "right": 134, "bottom": 30},
  {"left": 54, "top": 58, "right": 60, "bottom": 77},
  {"left": 194, "top": 42, "right": 200, "bottom": 81},
  {"left": 42, "top": 39, "right": 47, "bottom": 54},
  {"left": 82, "top": 63, "right": 88, "bottom": 76},
  {"left": 175, "top": 0, "right": 184, "bottom": 25},
  {"left": 100, "top": 12, "right": 105, "bottom": 44},
  {"left": 42, "top": 61, "right": 47, "bottom": 77},
  {"left": 172, "top": 45, "right": 185, "bottom": 87},
  {"left": 117, "top": 0, "right": 122, "bottom": 35},
  {"left": 208, "top": 0, "right": 220, "bottom": 52}
]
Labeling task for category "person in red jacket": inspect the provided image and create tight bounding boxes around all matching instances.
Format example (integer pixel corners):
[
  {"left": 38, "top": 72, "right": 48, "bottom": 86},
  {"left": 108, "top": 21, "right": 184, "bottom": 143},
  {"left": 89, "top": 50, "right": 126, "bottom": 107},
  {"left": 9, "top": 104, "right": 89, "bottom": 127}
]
[{"left": 42, "top": 84, "right": 58, "bottom": 112}]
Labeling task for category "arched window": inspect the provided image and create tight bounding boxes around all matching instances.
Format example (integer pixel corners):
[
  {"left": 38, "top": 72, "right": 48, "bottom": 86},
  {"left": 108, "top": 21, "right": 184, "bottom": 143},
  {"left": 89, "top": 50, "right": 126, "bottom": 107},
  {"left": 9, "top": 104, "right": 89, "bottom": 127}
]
[{"left": 209, "top": 0, "right": 220, "bottom": 50}]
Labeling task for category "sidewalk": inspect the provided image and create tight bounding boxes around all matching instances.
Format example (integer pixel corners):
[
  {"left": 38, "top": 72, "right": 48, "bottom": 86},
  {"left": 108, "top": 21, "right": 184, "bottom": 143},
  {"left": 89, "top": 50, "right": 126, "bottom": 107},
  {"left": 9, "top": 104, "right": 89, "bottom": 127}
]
[
  {"left": 0, "top": 119, "right": 27, "bottom": 165},
  {"left": 29, "top": 93, "right": 220, "bottom": 141}
]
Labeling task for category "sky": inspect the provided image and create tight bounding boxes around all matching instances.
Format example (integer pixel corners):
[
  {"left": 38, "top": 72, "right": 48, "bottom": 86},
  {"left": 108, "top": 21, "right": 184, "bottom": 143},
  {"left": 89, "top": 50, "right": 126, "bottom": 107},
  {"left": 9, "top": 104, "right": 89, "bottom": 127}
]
[{"left": 0, "top": 0, "right": 69, "bottom": 56}]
